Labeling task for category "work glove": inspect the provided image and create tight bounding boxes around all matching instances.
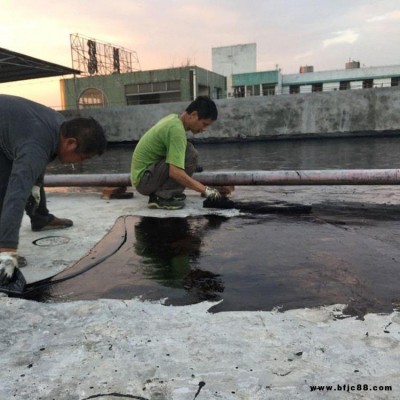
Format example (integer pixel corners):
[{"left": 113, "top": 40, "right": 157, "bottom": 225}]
[
  {"left": 202, "top": 186, "right": 221, "bottom": 200},
  {"left": 0, "top": 252, "right": 19, "bottom": 285},
  {"left": 31, "top": 185, "right": 41, "bottom": 207}
]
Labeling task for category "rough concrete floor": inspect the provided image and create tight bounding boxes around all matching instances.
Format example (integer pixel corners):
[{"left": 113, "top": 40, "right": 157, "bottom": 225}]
[{"left": 0, "top": 185, "right": 399, "bottom": 400}]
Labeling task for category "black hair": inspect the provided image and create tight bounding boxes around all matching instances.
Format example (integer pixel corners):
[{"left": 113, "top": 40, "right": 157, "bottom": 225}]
[
  {"left": 61, "top": 117, "right": 107, "bottom": 155},
  {"left": 186, "top": 96, "right": 218, "bottom": 121}
]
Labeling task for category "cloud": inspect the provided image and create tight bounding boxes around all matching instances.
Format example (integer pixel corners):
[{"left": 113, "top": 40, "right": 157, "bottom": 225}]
[
  {"left": 294, "top": 51, "right": 315, "bottom": 61},
  {"left": 366, "top": 10, "right": 400, "bottom": 22},
  {"left": 322, "top": 30, "right": 359, "bottom": 48}
]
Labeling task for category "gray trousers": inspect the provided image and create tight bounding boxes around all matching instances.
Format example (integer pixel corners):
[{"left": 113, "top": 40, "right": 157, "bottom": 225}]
[{"left": 136, "top": 142, "right": 198, "bottom": 199}]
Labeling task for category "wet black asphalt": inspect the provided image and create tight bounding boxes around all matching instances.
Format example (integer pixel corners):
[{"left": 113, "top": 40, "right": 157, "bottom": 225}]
[{"left": 21, "top": 200, "right": 400, "bottom": 317}]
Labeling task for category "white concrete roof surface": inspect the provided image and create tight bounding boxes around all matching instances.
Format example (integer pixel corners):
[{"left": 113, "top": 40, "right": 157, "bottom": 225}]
[{"left": 1, "top": 186, "right": 399, "bottom": 400}]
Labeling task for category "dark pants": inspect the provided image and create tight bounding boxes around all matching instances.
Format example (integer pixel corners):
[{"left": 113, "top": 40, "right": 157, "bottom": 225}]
[{"left": 136, "top": 142, "right": 198, "bottom": 199}]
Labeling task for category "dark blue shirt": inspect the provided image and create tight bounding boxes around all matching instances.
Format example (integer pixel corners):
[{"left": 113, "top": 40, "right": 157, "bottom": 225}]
[{"left": 0, "top": 95, "right": 65, "bottom": 248}]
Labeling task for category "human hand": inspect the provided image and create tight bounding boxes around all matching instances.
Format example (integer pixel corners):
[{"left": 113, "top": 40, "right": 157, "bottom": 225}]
[
  {"left": 210, "top": 186, "right": 235, "bottom": 195},
  {"left": 202, "top": 186, "right": 221, "bottom": 200},
  {"left": 0, "top": 252, "right": 18, "bottom": 285}
]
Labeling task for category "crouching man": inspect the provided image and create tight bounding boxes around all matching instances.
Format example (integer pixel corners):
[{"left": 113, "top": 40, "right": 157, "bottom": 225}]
[
  {"left": 131, "top": 96, "right": 221, "bottom": 210},
  {"left": 0, "top": 95, "right": 107, "bottom": 285}
]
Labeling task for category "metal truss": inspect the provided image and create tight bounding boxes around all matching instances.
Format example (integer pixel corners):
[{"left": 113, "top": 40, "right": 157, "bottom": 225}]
[{"left": 70, "top": 33, "right": 141, "bottom": 76}]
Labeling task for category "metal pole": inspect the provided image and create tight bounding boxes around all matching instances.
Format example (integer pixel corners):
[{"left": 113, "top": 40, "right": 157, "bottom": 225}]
[
  {"left": 45, "top": 173, "right": 130, "bottom": 187},
  {"left": 195, "top": 169, "right": 400, "bottom": 185},
  {"left": 44, "top": 169, "right": 400, "bottom": 187}
]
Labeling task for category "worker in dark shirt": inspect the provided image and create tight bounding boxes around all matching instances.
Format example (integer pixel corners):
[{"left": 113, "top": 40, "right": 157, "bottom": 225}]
[{"left": 0, "top": 95, "right": 107, "bottom": 285}]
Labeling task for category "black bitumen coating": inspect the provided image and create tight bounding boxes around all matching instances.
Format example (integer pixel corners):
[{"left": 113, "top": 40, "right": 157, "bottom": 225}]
[{"left": 19, "top": 201, "right": 400, "bottom": 317}]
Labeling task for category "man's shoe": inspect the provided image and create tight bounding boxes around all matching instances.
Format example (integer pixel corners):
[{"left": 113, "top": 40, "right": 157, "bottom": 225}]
[
  {"left": 172, "top": 193, "right": 186, "bottom": 201},
  {"left": 148, "top": 195, "right": 185, "bottom": 210},
  {"left": 32, "top": 217, "right": 73, "bottom": 232}
]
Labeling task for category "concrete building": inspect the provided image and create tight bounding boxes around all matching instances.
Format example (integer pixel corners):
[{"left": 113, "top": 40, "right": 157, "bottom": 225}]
[
  {"left": 229, "top": 62, "right": 400, "bottom": 98},
  {"left": 212, "top": 43, "right": 257, "bottom": 97},
  {"left": 212, "top": 43, "right": 257, "bottom": 77},
  {"left": 60, "top": 66, "right": 226, "bottom": 110},
  {"left": 60, "top": 46, "right": 400, "bottom": 110},
  {"left": 230, "top": 70, "right": 281, "bottom": 98},
  {"left": 282, "top": 62, "right": 400, "bottom": 94}
]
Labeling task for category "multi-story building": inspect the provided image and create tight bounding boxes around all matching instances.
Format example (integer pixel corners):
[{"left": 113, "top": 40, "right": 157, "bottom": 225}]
[
  {"left": 230, "top": 61, "right": 400, "bottom": 98},
  {"left": 60, "top": 49, "right": 400, "bottom": 111}
]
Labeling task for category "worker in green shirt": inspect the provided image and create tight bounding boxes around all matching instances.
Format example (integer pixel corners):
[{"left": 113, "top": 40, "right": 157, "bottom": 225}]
[{"left": 131, "top": 96, "right": 221, "bottom": 210}]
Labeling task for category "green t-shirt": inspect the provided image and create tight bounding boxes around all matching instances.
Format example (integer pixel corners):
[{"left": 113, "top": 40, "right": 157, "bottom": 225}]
[{"left": 131, "top": 114, "right": 187, "bottom": 186}]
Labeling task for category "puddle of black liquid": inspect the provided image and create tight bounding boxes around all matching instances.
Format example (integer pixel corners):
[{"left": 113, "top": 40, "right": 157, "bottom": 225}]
[{"left": 21, "top": 213, "right": 400, "bottom": 316}]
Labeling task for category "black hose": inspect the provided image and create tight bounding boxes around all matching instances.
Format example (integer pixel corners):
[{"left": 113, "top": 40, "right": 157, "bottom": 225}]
[{"left": 22, "top": 217, "right": 128, "bottom": 295}]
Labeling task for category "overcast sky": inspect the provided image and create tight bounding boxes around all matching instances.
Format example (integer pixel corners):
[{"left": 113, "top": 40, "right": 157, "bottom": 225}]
[{"left": 1, "top": 0, "right": 400, "bottom": 108}]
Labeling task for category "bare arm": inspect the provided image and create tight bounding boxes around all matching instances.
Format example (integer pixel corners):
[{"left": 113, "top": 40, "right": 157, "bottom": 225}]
[{"left": 169, "top": 164, "right": 207, "bottom": 194}]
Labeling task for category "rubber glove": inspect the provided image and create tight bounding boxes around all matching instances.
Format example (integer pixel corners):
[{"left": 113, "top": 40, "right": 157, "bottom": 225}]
[
  {"left": 0, "top": 252, "right": 19, "bottom": 285},
  {"left": 31, "top": 185, "right": 41, "bottom": 206},
  {"left": 202, "top": 186, "right": 221, "bottom": 200}
]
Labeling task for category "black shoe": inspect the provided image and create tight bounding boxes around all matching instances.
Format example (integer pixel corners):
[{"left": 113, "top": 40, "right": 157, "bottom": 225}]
[
  {"left": 148, "top": 195, "right": 185, "bottom": 210},
  {"left": 32, "top": 217, "right": 73, "bottom": 232},
  {"left": 172, "top": 193, "right": 186, "bottom": 201},
  {"left": 195, "top": 165, "right": 204, "bottom": 173}
]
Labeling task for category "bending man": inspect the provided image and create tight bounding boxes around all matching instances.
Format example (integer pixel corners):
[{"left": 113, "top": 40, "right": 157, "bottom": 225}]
[
  {"left": 131, "top": 96, "right": 220, "bottom": 210},
  {"left": 0, "top": 95, "right": 107, "bottom": 285}
]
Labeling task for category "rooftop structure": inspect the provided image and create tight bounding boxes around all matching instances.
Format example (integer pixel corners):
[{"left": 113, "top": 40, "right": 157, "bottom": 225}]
[
  {"left": 0, "top": 47, "right": 79, "bottom": 83},
  {"left": 230, "top": 62, "right": 400, "bottom": 98},
  {"left": 61, "top": 38, "right": 400, "bottom": 109},
  {"left": 70, "top": 33, "right": 141, "bottom": 76},
  {"left": 61, "top": 66, "right": 226, "bottom": 110},
  {"left": 212, "top": 43, "right": 257, "bottom": 76},
  {"left": 282, "top": 62, "right": 400, "bottom": 94}
]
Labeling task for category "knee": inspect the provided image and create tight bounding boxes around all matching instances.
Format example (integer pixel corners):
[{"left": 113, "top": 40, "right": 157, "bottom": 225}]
[{"left": 185, "top": 142, "right": 198, "bottom": 164}]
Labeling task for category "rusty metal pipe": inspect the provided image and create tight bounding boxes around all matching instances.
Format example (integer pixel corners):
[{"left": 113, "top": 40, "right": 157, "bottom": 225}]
[
  {"left": 44, "top": 169, "right": 400, "bottom": 187},
  {"left": 195, "top": 169, "right": 400, "bottom": 185},
  {"left": 44, "top": 173, "right": 130, "bottom": 187}
]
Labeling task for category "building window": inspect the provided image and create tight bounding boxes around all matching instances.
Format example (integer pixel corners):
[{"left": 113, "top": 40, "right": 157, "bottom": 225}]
[
  {"left": 125, "top": 80, "right": 181, "bottom": 105},
  {"left": 262, "top": 84, "right": 275, "bottom": 96},
  {"left": 233, "top": 86, "right": 245, "bottom": 97},
  {"left": 339, "top": 81, "right": 350, "bottom": 91},
  {"left": 245, "top": 85, "right": 254, "bottom": 97},
  {"left": 236, "top": 84, "right": 264, "bottom": 97},
  {"left": 78, "top": 88, "right": 108, "bottom": 109},
  {"left": 391, "top": 77, "right": 400, "bottom": 87},
  {"left": 138, "top": 83, "right": 152, "bottom": 93},
  {"left": 198, "top": 85, "right": 210, "bottom": 96},
  {"left": 167, "top": 81, "right": 181, "bottom": 91},
  {"left": 362, "top": 79, "right": 373, "bottom": 89},
  {"left": 312, "top": 83, "right": 323, "bottom": 92},
  {"left": 213, "top": 87, "right": 223, "bottom": 99},
  {"left": 289, "top": 85, "right": 300, "bottom": 94}
]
